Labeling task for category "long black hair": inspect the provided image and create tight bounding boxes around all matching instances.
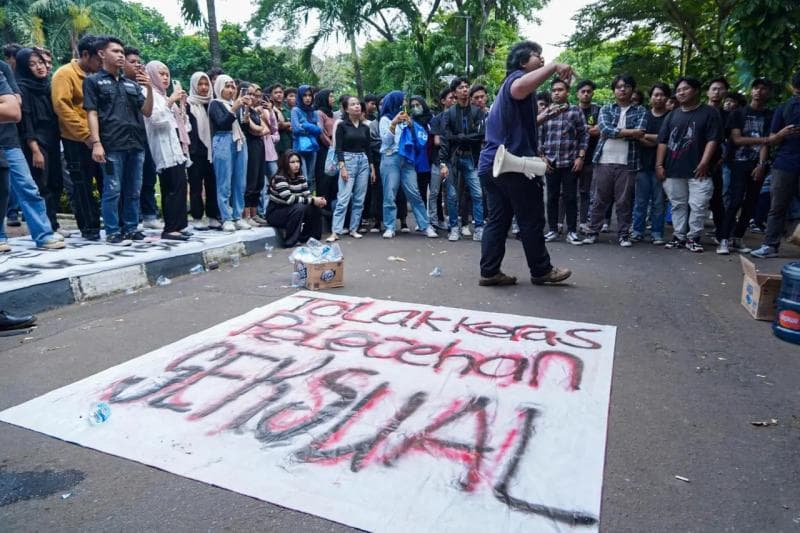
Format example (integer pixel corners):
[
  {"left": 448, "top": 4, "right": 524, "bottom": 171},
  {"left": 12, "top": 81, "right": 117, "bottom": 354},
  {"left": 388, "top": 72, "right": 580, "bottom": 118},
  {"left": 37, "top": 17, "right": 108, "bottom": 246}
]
[
  {"left": 409, "top": 95, "right": 432, "bottom": 128},
  {"left": 505, "top": 41, "right": 542, "bottom": 77},
  {"left": 276, "top": 150, "right": 303, "bottom": 180}
]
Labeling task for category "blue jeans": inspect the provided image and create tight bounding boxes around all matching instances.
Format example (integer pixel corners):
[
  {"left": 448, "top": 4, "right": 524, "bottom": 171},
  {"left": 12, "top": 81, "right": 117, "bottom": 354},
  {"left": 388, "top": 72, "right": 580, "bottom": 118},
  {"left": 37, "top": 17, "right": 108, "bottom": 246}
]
[
  {"left": 380, "top": 152, "right": 429, "bottom": 232},
  {"left": 299, "top": 151, "right": 317, "bottom": 193},
  {"left": 259, "top": 160, "right": 278, "bottom": 216},
  {"left": 1, "top": 147, "right": 56, "bottom": 245},
  {"left": 213, "top": 132, "right": 248, "bottom": 222},
  {"left": 101, "top": 149, "right": 145, "bottom": 236},
  {"left": 445, "top": 154, "right": 483, "bottom": 228},
  {"left": 631, "top": 170, "right": 665, "bottom": 240},
  {"left": 332, "top": 152, "right": 370, "bottom": 233}
]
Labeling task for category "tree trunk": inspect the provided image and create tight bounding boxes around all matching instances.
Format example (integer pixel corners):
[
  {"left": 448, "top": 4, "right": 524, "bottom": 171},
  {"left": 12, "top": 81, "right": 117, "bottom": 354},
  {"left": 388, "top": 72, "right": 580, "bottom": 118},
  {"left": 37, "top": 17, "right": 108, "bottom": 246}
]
[
  {"left": 349, "top": 36, "right": 364, "bottom": 100},
  {"left": 475, "top": 0, "right": 490, "bottom": 76},
  {"left": 206, "top": 0, "right": 222, "bottom": 68}
]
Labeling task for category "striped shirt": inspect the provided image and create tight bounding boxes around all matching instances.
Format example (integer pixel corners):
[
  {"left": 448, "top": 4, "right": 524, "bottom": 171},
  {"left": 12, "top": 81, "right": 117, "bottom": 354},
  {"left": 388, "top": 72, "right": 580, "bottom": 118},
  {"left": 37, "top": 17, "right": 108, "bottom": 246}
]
[{"left": 268, "top": 174, "right": 313, "bottom": 205}]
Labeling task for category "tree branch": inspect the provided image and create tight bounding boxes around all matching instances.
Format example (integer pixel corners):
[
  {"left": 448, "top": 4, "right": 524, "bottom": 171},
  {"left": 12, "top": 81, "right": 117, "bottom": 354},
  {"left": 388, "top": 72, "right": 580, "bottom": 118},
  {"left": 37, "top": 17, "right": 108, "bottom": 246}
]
[
  {"left": 361, "top": 13, "right": 394, "bottom": 42},
  {"left": 662, "top": 0, "right": 705, "bottom": 56}
]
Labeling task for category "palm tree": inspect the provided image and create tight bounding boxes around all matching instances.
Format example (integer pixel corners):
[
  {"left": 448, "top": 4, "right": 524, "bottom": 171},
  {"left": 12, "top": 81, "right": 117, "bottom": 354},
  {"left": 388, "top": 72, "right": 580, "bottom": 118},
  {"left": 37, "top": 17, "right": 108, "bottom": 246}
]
[{"left": 179, "top": 0, "right": 221, "bottom": 68}]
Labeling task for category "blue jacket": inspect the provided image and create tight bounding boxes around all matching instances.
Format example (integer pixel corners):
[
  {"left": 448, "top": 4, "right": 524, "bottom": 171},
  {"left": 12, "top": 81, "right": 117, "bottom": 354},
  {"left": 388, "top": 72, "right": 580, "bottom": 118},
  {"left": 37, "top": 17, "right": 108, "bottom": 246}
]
[{"left": 399, "top": 121, "right": 430, "bottom": 172}]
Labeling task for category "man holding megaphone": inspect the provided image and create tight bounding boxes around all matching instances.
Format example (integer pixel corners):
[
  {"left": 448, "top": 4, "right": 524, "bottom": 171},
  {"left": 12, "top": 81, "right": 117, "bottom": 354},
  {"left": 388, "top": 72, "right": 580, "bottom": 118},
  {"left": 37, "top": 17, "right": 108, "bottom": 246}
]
[{"left": 476, "top": 41, "right": 573, "bottom": 287}]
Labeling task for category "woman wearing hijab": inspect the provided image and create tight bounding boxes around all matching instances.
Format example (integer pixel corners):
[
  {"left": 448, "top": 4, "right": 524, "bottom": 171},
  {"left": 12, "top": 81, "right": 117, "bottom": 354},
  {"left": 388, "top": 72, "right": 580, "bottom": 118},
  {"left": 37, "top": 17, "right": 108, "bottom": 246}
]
[
  {"left": 408, "top": 95, "right": 433, "bottom": 212},
  {"left": 143, "top": 61, "right": 190, "bottom": 240},
  {"left": 314, "top": 89, "right": 337, "bottom": 207},
  {"left": 290, "top": 85, "right": 321, "bottom": 192},
  {"left": 16, "top": 47, "right": 63, "bottom": 234},
  {"left": 378, "top": 90, "right": 437, "bottom": 239},
  {"left": 209, "top": 75, "right": 250, "bottom": 232},
  {"left": 186, "top": 71, "right": 221, "bottom": 230}
]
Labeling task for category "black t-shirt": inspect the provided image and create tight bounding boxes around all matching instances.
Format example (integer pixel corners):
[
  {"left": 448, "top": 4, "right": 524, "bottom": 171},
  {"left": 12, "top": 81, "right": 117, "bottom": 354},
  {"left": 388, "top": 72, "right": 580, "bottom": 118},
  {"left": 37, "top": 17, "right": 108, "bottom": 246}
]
[
  {"left": 83, "top": 69, "right": 147, "bottom": 152},
  {"left": 580, "top": 104, "right": 600, "bottom": 161},
  {"left": 657, "top": 104, "right": 722, "bottom": 178},
  {"left": 726, "top": 106, "right": 773, "bottom": 162},
  {"left": 0, "top": 61, "right": 20, "bottom": 149},
  {"left": 334, "top": 119, "right": 371, "bottom": 161},
  {"left": 243, "top": 108, "right": 263, "bottom": 141},
  {"left": 640, "top": 109, "right": 667, "bottom": 171}
]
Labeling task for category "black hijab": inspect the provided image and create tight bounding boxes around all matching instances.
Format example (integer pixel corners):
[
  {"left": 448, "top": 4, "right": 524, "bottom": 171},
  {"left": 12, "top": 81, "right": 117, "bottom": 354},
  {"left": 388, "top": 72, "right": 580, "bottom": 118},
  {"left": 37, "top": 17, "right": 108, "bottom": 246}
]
[
  {"left": 409, "top": 95, "right": 432, "bottom": 128},
  {"left": 15, "top": 48, "right": 49, "bottom": 95},
  {"left": 314, "top": 89, "right": 334, "bottom": 118},
  {"left": 15, "top": 48, "right": 55, "bottom": 128}
]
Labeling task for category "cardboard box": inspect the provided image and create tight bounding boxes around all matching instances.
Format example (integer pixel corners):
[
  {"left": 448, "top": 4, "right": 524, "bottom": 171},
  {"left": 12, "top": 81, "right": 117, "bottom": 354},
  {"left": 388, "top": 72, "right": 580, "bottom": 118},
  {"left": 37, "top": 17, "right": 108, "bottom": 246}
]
[
  {"left": 740, "top": 255, "right": 782, "bottom": 320},
  {"left": 297, "top": 260, "right": 344, "bottom": 290}
]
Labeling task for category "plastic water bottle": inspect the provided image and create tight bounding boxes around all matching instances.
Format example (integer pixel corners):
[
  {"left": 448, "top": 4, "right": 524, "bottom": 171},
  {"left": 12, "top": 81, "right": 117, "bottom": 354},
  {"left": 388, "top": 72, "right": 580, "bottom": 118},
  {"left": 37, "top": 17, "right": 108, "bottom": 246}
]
[
  {"left": 88, "top": 402, "right": 111, "bottom": 425},
  {"left": 291, "top": 271, "right": 304, "bottom": 288},
  {"left": 229, "top": 253, "right": 241, "bottom": 268},
  {"left": 264, "top": 243, "right": 274, "bottom": 258},
  {"left": 429, "top": 266, "right": 443, "bottom": 277},
  {"left": 189, "top": 264, "right": 205, "bottom": 274}
]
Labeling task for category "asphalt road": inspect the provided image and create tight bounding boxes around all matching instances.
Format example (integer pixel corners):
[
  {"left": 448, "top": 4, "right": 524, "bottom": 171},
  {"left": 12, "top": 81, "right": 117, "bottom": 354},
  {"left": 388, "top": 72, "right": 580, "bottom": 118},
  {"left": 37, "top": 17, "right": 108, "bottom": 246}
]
[{"left": 1, "top": 229, "right": 798, "bottom": 532}]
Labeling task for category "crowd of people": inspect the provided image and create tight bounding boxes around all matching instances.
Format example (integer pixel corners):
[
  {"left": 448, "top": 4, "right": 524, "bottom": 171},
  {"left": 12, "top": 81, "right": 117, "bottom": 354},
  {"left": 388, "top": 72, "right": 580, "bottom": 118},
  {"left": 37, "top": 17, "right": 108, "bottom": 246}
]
[{"left": 0, "top": 34, "right": 799, "bottom": 262}]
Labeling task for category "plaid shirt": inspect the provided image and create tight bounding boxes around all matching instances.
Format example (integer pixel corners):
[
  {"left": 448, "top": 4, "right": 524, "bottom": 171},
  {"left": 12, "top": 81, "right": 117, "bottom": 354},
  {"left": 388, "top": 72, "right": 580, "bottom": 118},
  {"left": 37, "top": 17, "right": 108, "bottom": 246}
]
[
  {"left": 593, "top": 102, "right": 648, "bottom": 170},
  {"left": 538, "top": 105, "right": 589, "bottom": 168}
]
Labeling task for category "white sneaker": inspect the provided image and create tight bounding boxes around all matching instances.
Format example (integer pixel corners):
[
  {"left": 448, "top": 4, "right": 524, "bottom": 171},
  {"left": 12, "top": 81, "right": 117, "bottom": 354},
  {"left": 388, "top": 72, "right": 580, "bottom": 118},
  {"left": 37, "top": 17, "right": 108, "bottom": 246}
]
[
  {"left": 0, "top": 240, "right": 10, "bottom": 253},
  {"left": 234, "top": 219, "right": 252, "bottom": 230},
  {"left": 382, "top": 229, "right": 395, "bottom": 239},
  {"left": 222, "top": 220, "right": 236, "bottom": 233},
  {"left": 448, "top": 227, "right": 460, "bottom": 241},
  {"left": 350, "top": 230, "right": 363, "bottom": 239},
  {"left": 143, "top": 219, "right": 164, "bottom": 230},
  {"left": 425, "top": 226, "right": 438, "bottom": 238},
  {"left": 461, "top": 225, "right": 472, "bottom": 237},
  {"left": 601, "top": 223, "right": 609, "bottom": 233},
  {"left": 326, "top": 233, "right": 339, "bottom": 242},
  {"left": 716, "top": 239, "right": 730, "bottom": 255},
  {"left": 192, "top": 218, "right": 209, "bottom": 230},
  {"left": 567, "top": 232, "right": 583, "bottom": 245},
  {"left": 56, "top": 228, "right": 73, "bottom": 238},
  {"left": 544, "top": 230, "right": 558, "bottom": 242},
  {"left": 208, "top": 217, "right": 223, "bottom": 230},
  {"left": 473, "top": 227, "right": 483, "bottom": 241},
  {"left": 50, "top": 232, "right": 65, "bottom": 242}
]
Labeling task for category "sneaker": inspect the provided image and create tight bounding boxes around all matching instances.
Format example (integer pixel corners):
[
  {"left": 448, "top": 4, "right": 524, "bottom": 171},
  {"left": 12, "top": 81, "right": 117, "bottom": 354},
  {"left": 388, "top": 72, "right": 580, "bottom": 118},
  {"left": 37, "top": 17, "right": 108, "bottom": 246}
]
[
  {"left": 473, "top": 226, "right": 484, "bottom": 242},
  {"left": 651, "top": 236, "right": 665, "bottom": 245},
  {"left": 567, "top": 232, "right": 583, "bottom": 245},
  {"left": 370, "top": 225, "right": 380, "bottom": 233},
  {"left": 730, "top": 238, "right": 752, "bottom": 254},
  {"left": 424, "top": 226, "right": 437, "bottom": 238},
  {"left": 749, "top": 223, "right": 765, "bottom": 234},
  {"left": 601, "top": 222, "right": 609, "bottom": 233},
  {"left": 630, "top": 233, "right": 644, "bottom": 243},
  {"left": 142, "top": 219, "right": 164, "bottom": 230},
  {"left": 716, "top": 239, "right": 730, "bottom": 255},
  {"left": 56, "top": 228, "right": 73, "bottom": 238},
  {"left": 40, "top": 238, "right": 66, "bottom": 250},
  {"left": 208, "top": 218, "right": 223, "bottom": 230},
  {"left": 126, "top": 231, "right": 147, "bottom": 241},
  {"left": 544, "top": 230, "right": 558, "bottom": 242},
  {"left": 750, "top": 245, "right": 778, "bottom": 259},
  {"left": 251, "top": 215, "right": 268, "bottom": 227},
  {"left": 0, "top": 240, "right": 11, "bottom": 253},
  {"left": 461, "top": 225, "right": 472, "bottom": 237},
  {"left": 579, "top": 223, "right": 590, "bottom": 234},
  {"left": 582, "top": 234, "right": 597, "bottom": 245},
  {"left": 382, "top": 229, "right": 395, "bottom": 239},
  {"left": 448, "top": 227, "right": 460, "bottom": 241},
  {"left": 686, "top": 239, "right": 704, "bottom": 253},
  {"left": 619, "top": 237, "right": 632, "bottom": 248},
  {"left": 350, "top": 230, "right": 363, "bottom": 239},
  {"left": 192, "top": 218, "right": 209, "bottom": 230},
  {"left": 82, "top": 231, "right": 101, "bottom": 241},
  {"left": 50, "top": 233, "right": 65, "bottom": 242},
  {"left": 664, "top": 237, "right": 686, "bottom": 249},
  {"left": 326, "top": 233, "right": 339, "bottom": 242},
  {"left": 222, "top": 220, "right": 236, "bottom": 233},
  {"left": 106, "top": 233, "right": 132, "bottom": 246},
  {"left": 400, "top": 223, "right": 410, "bottom": 233},
  {"left": 531, "top": 266, "right": 572, "bottom": 285},
  {"left": 234, "top": 219, "right": 252, "bottom": 230},
  {"left": 479, "top": 271, "right": 518, "bottom": 286}
]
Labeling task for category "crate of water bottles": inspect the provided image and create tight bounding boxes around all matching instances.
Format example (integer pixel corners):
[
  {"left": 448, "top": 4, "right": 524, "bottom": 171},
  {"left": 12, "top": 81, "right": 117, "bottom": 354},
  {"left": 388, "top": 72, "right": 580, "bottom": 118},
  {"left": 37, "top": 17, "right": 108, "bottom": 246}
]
[{"left": 289, "top": 238, "right": 344, "bottom": 290}]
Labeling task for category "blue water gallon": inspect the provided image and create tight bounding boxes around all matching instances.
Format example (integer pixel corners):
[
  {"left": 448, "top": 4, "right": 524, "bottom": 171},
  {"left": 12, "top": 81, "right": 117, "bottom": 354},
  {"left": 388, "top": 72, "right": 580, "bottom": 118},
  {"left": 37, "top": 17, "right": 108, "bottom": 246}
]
[{"left": 773, "top": 261, "right": 800, "bottom": 345}]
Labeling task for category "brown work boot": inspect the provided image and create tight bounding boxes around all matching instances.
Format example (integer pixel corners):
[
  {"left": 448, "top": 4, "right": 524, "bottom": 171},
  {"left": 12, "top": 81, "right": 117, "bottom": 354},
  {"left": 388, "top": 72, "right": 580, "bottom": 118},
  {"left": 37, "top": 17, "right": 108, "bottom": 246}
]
[
  {"left": 479, "top": 271, "right": 518, "bottom": 286},
  {"left": 531, "top": 266, "right": 571, "bottom": 285}
]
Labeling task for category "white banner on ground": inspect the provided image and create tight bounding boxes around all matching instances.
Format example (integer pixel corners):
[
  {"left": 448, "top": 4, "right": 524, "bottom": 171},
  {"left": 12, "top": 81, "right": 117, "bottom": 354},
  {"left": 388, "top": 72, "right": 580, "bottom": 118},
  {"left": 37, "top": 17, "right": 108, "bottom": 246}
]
[
  {"left": 0, "top": 228, "right": 275, "bottom": 293},
  {"left": 0, "top": 292, "right": 616, "bottom": 532}
]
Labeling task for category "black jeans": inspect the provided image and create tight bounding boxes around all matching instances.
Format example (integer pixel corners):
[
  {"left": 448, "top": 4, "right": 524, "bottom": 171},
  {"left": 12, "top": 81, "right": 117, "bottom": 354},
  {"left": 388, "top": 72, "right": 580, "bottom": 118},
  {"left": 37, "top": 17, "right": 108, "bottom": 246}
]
[
  {"left": 187, "top": 152, "right": 220, "bottom": 220},
  {"left": 721, "top": 160, "right": 761, "bottom": 239},
  {"left": 546, "top": 166, "right": 579, "bottom": 233},
  {"left": 245, "top": 137, "right": 265, "bottom": 208},
  {"left": 0, "top": 163, "right": 8, "bottom": 231},
  {"left": 24, "top": 141, "right": 63, "bottom": 231},
  {"left": 267, "top": 202, "right": 323, "bottom": 247},
  {"left": 159, "top": 164, "right": 188, "bottom": 234},
  {"left": 62, "top": 138, "right": 101, "bottom": 234},
  {"left": 710, "top": 165, "right": 725, "bottom": 239},
  {"left": 764, "top": 168, "right": 800, "bottom": 249},
  {"left": 480, "top": 172, "right": 552, "bottom": 279},
  {"left": 140, "top": 146, "right": 158, "bottom": 219}
]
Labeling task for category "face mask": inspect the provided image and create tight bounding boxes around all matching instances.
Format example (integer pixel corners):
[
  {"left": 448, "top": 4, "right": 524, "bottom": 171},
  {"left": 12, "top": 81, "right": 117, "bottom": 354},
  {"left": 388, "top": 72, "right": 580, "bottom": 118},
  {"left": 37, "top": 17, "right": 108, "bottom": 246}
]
[{"left": 410, "top": 106, "right": 423, "bottom": 116}]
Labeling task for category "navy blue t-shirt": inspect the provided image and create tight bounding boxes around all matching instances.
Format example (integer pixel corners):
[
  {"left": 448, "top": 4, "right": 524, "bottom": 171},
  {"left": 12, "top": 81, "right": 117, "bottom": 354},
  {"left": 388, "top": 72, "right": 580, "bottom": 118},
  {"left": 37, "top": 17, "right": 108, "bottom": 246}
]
[
  {"left": 0, "top": 60, "right": 20, "bottom": 149},
  {"left": 478, "top": 70, "right": 537, "bottom": 176},
  {"left": 770, "top": 96, "right": 800, "bottom": 173}
]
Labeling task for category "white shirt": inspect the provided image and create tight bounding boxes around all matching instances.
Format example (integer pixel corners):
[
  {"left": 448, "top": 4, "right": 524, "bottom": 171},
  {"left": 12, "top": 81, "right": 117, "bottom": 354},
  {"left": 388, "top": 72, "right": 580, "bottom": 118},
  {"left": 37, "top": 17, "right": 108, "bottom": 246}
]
[
  {"left": 598, "top": 105, "right": 630, "bottom": 165},
  {"left": 144, "top": 92, "right": 187, "bottom": 172}
]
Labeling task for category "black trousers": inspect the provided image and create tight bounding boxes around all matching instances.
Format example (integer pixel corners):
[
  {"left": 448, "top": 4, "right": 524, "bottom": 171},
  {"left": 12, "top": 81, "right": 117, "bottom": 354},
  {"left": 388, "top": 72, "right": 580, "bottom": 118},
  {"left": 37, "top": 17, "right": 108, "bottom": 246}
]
[
  {"left": 480, "top": 172, "right": 552, "bottom": 279},
  {"left": 546, "top": 166, "right": 579, "bottom": 233},
  {"left": 187, "top": 152, "right": 219, "bottom": 220},
  {"left": 710, "top": 165, "right": 725, "bottom": 239},
  {"left": 267, "top": 202, "right": 323, "bottom": 247},
  {"left": 0, "top": 165, "right": 8, "bottom": 227},
  {"left": 721, "top": 160, "right": 761, "bottom": 239},
  {"left": 245, "top": 138, "right": 265, "bottom": 208},
  {"left": 62, "top": 138, "right": 101, "bottom": 234},
  {"left": 159, "top": 164, "right": 188, "bottom": 234},
  {"left": 24, "top": 141, "right": 63, "bottom": 231}
]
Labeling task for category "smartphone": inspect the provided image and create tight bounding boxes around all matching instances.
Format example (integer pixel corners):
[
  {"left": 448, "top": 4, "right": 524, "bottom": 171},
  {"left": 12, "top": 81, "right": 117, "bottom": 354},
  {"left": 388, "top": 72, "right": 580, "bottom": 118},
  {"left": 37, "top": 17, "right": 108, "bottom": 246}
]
[{"left": 172, "top": 80, "right": 180, "bottom": 89}]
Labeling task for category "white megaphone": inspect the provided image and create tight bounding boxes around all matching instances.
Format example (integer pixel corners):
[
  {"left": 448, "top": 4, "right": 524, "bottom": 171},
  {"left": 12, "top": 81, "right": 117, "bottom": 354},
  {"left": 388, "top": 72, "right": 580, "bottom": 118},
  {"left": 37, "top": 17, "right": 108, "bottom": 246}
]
[{"left": 492, "top": 145, "right": 547, "bottom": 179}]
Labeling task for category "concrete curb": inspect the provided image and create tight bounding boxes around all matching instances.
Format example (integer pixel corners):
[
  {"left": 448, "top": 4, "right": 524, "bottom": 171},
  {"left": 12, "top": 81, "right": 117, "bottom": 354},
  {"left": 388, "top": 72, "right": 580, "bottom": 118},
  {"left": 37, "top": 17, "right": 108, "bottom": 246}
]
[{"left": 0, "top": 232, "right": 283, "bottom": 316}]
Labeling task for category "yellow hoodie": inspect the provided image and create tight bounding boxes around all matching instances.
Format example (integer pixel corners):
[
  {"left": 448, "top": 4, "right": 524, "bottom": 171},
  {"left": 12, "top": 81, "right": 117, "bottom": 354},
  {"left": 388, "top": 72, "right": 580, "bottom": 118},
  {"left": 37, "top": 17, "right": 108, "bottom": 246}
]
[{"left": 51, "top": 59, "right": 90, "bottom": 142}]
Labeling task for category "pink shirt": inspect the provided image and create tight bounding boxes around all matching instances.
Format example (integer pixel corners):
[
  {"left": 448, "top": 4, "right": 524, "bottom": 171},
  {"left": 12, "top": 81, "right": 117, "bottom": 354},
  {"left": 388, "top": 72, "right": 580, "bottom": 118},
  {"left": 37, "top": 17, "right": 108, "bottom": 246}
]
[{"left": 263, "top": 109, "right": 280, "bottom": 162}]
